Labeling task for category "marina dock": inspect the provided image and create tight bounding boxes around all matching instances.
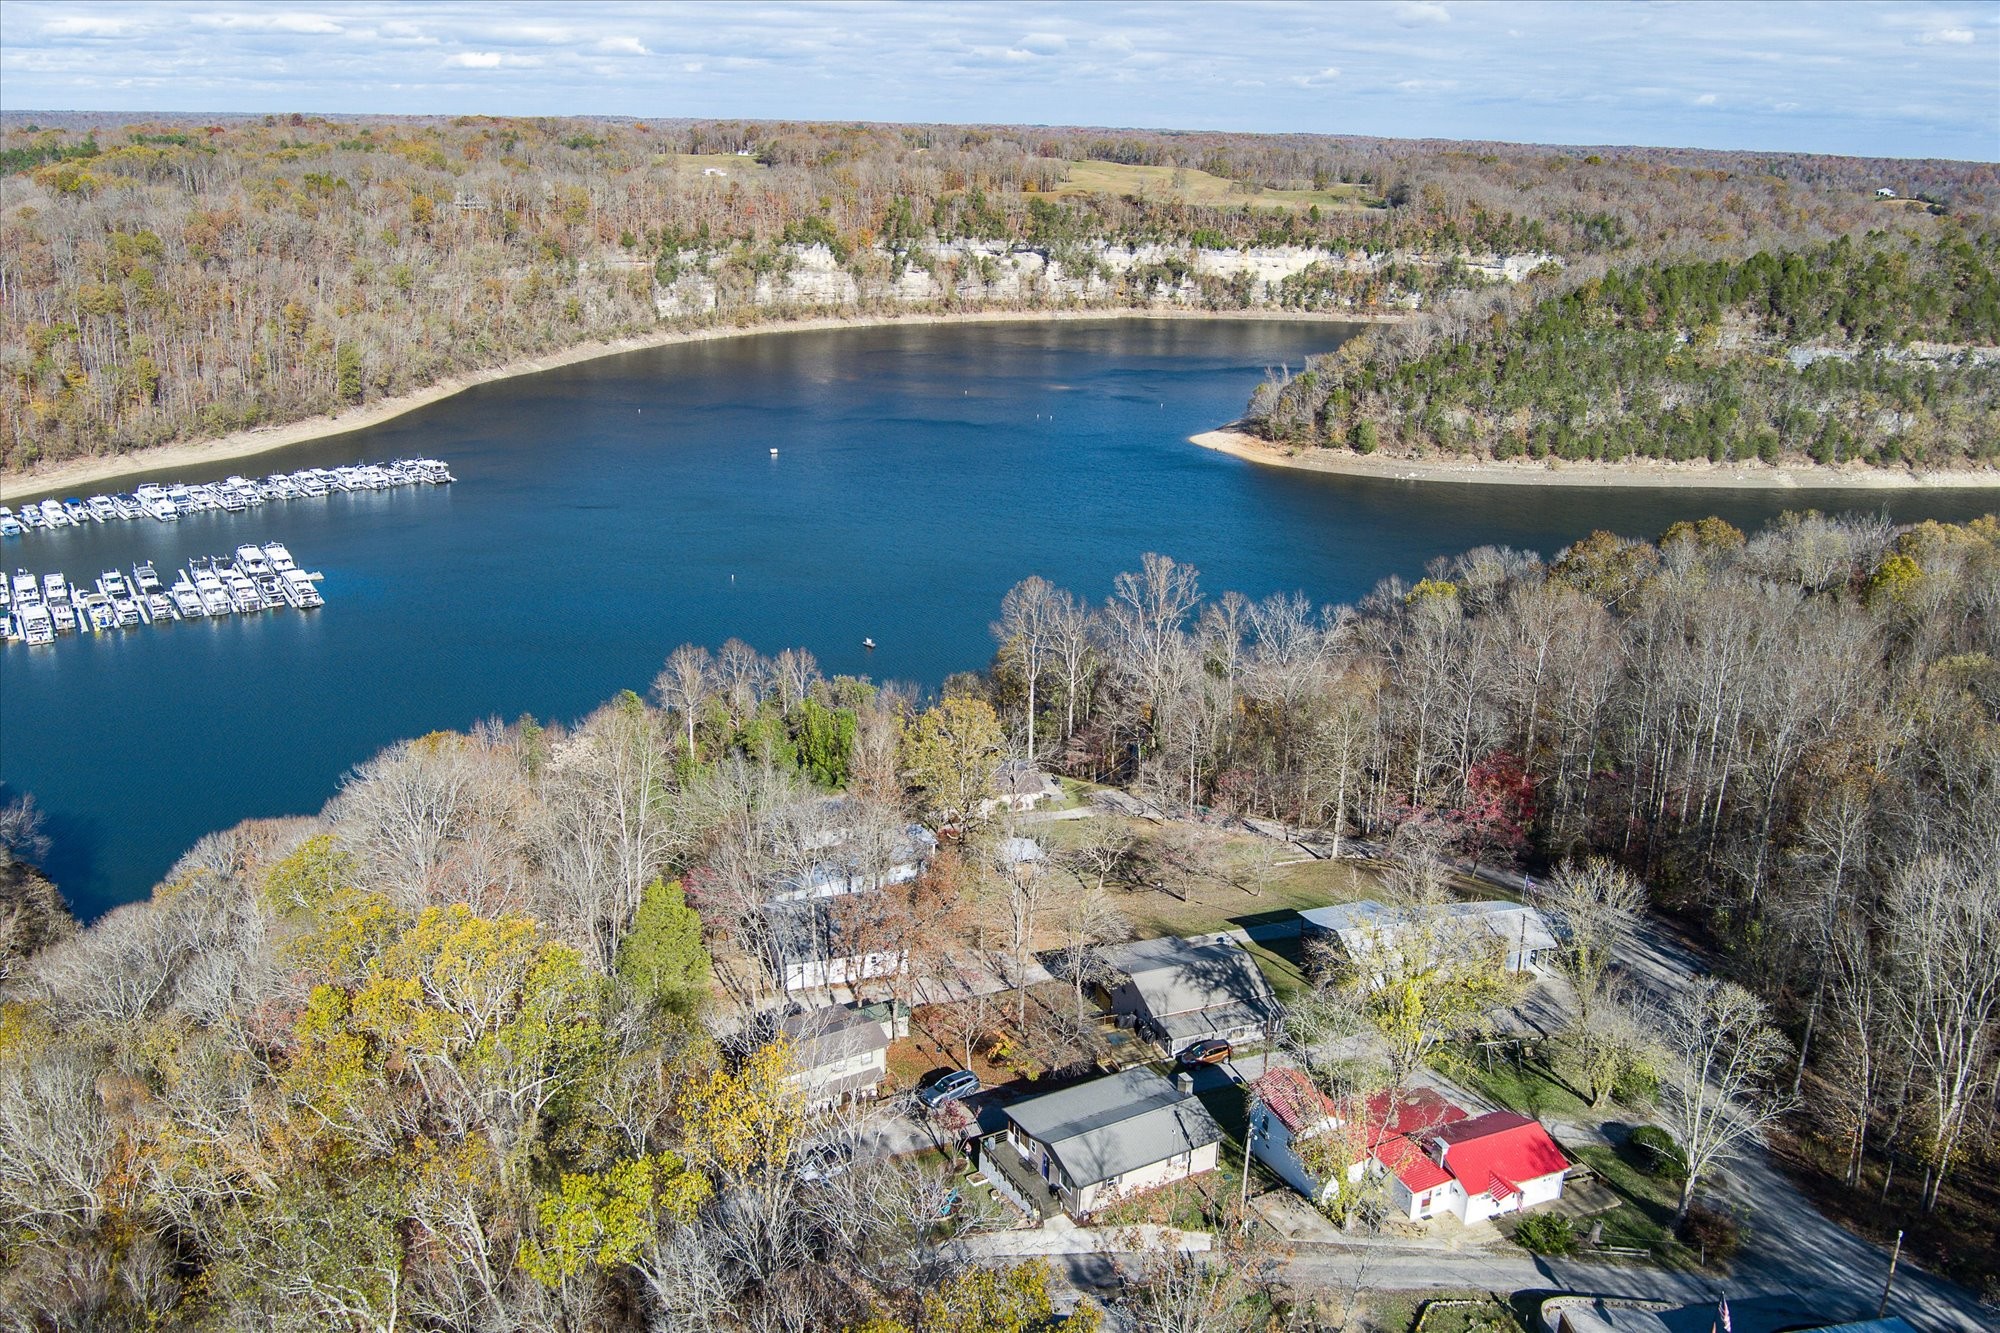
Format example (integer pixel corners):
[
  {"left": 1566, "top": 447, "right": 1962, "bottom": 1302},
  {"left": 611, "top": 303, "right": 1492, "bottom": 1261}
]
[
  {"left": 0, "top": 457, "right": 452, "bottom": 538},
  {"left": 4, "top": 543, "right": 325, "bottom": 645}
]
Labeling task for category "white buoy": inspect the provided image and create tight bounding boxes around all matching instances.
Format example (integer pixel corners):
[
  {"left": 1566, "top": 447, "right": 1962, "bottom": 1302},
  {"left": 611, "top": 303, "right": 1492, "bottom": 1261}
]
[{"left": 770, "top": 447, "right": 778, "bottom": 456}]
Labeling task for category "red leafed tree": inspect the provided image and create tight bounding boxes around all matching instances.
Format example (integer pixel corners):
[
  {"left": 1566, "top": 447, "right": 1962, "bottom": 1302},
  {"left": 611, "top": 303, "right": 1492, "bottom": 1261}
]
[{"left": 1448, "top": 750, "right": 1536, "bottom": 865}]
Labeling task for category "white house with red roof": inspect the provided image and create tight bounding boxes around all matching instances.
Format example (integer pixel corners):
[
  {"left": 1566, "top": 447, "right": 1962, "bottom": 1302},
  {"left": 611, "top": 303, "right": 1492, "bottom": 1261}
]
[
  {"left": 1249, "top": 1070, "right": 1569, "bottom": 1224},
  {"left": 1421, "top": 1110, "right": 1571, "bottom": 1221}
]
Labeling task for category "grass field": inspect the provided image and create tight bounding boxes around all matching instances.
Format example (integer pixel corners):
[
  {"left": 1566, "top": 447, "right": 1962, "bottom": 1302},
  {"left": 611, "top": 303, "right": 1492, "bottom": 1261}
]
[
  {"left": 1442, "top": 1044, "right": 1599, "bottom": 1122},
  {"left": 1569, "top": 1142, "right": 1686, "bottom": 1257},
  {"left": 670, "top": 152, "right": 766, "bottom": 177},
  {"left": 1035, "top": 813, "right": 1382, "bottom": 936},
  {"left": 1051, "top": 159, "right": 1377, "bottom": 212}
]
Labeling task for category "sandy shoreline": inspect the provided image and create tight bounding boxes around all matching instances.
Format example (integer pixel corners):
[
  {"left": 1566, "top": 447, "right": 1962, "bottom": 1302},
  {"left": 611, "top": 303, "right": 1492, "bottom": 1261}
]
[
  {"left": 1190, "top": 428, "right": 2000, "bottom": 491},
  {"left": 1, "top": 307, "right": 1384, "bottom": 501}
]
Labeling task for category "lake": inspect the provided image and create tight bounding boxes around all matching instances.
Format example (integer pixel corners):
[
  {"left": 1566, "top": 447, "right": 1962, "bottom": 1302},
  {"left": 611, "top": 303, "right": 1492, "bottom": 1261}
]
[{"left": 4, "top": 317, "right": 1995, "bottom": 918}]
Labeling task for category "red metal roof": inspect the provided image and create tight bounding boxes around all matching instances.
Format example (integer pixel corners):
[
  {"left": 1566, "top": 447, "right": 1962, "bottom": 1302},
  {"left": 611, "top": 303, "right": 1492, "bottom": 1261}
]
[
  {"left": 1373, "top": 1134, "right": 1453, "bottom": 1193},
  {"left": 1252, "top": 1068, "right": 1338, "bottom": 1136},
  {"left": 1363, "top": 1086, "right": 1468, "bottom": 1140},
  {"left": 1428, "top": 1111, "right": 1568, "bottom": 1197}
]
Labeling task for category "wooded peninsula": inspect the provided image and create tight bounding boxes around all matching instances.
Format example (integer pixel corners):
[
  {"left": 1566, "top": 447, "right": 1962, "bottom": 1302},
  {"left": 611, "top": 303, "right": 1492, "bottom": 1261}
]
[{"left": 4, "top": 113, "right": 1996, "bottom": 476}]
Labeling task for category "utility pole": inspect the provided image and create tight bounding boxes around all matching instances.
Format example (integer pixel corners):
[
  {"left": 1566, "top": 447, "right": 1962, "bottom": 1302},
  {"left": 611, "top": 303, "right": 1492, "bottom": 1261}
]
[
  {"left": 1239, "top": 1012, "right": 1278, "bottom": 1232},
  {"left": 1878, "top": 1229, "right": 1904, "bottom": 1318},
  {"left": 1232, "top": 1088, "right": 1248, "bottom": 1232}
]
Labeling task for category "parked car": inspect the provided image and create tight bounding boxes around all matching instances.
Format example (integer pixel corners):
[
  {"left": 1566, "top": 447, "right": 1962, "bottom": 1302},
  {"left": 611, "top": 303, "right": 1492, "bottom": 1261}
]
[
  {"left": 917, "top": 1069, "right": 981, "bottom": 1109},
  {"left": 795, "top": 1140, "right": 855, "bottom": 1183},
  {"left": 1177, "top": 1038, "right": 1233, "bottom": 1067}
]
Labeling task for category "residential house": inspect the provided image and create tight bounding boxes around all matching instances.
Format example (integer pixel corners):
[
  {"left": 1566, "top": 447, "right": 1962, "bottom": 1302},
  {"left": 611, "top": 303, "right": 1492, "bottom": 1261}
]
[
  {"left": 1249, "top": 1069, "right": 1465, "bottom": 1203},
  {"left": 775, "top": 1003, "right": 897, "bottom": 1109},
  {"left": 1419, "top": 1110, "right": 1570, "bottom": 1222},
  {"left": 982, "top": 1067, "right": 1223, "bottom": 1218},
  {"left": 1097, "top": 935, "right": 1281, "bottom": 1048},
  {"left": 1876, "top": 187, "right": 1897, "bottom": 198},
  {"left": 994, "top": 835, "right": 1046, "bottom": 866},
  {"left": 765, "top": 895, "right": 907, "bottom": 994},
  {"left": 979, "top": 760, "right": 1063, "bottom": 815},
  {"left": 769, "top": 821, "right": 935, "bottom": 903},
  {"left": 1299, "top": 899, "right": 1557, "bottom": 974},
  {"left": 1249, "top": 1071, "right": 1568, "bottom": 1224}
]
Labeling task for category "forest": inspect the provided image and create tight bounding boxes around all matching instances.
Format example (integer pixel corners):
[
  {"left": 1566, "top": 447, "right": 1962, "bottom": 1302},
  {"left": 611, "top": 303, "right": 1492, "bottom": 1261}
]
[
  {"left": 2, "top": 508, "right": 1995, "bottom": 1329},
  {"left": 4, "top": 112, "right": 1996, "bottom": 470},
  {"left": 1249, "top": 230, "right": 2000, "bottom": 469}
]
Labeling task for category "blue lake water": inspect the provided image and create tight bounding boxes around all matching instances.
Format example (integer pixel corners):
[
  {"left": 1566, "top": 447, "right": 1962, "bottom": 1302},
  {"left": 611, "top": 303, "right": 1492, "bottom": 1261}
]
[{"left": 4, "top": 317, "right": 1996, "bottom": 918}]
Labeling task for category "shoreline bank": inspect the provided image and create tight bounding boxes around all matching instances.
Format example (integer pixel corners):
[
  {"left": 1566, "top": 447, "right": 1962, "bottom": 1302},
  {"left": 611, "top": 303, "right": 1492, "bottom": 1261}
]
[
  {"left": 3, "top": 307, "right": 1383, "bottom": 501},
  {"left": 1190, "top": 427, "right": 2000, "bottom": 491}
]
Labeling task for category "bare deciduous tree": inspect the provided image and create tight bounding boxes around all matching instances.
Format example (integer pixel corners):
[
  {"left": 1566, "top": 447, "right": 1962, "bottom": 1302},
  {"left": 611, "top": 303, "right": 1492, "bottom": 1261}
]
[{"left": 1653, "top": 976, "right": 1797, "bottom": 1224}]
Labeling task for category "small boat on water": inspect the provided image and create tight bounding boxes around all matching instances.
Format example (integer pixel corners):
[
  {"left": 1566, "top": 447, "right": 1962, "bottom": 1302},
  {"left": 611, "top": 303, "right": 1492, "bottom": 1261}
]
[
  {"left": 170, "top": 574, "right": 205, "bottom": 619},
  {"left": 862, "top": 637, "right": 876, "bottom": 650},
  {"left": 19, "top": 604, "right": 54, "bottom": 645},
  {"left": 43, "top": 575, "right": 76, "bottom": 635},
  {"left": 190, "top": 560, "right": 232, "bottom": 617},
  {"left": 99, "top": 570, "right": 142, "bottom": 627},
  {"left": 281, "top": 567, "right": 324, "bottom": 608}
]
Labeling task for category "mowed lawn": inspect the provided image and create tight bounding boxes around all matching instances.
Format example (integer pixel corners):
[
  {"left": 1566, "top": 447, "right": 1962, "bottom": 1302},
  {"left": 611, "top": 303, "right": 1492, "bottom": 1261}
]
[
  {"left": 1051, "top": 159, "right": 1377, "bottom": 212},
  {"left": 671, "top": 153, "right": 767, "bottom": 178},
  {"left": 1037, "top": 813, "right": 1384, "bottom": 940}
]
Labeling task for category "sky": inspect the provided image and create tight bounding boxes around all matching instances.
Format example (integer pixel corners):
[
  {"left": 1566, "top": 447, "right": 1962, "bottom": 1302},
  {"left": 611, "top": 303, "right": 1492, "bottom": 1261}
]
[{"left": 1, "top": 1, "right": 1996, "bottom": 161}]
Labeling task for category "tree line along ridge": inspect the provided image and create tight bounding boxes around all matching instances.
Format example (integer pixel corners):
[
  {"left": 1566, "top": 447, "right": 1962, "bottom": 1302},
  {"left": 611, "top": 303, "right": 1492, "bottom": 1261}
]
[{"left": 3, "top": 112, "right": 1995, "bottom": 470}]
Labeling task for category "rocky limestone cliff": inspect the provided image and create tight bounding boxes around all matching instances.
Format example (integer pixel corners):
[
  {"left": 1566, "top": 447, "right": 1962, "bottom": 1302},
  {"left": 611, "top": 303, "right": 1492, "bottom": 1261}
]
[{"left": 642, "top": 240, "right": 1558, "bottom": 320}]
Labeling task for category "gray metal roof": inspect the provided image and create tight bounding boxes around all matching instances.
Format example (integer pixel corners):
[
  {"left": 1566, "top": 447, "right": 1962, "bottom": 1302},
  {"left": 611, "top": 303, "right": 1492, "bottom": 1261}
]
[
  {"left": 1299, "top": 899, "right": 1557, "bottom": 955},
  {"left": 1102, "top": 936, "right": 1278, "bottom": 1022},
  {"left": 779, "top": 1004, "right": 890, "bottom": 1069},
  {"left": 1005, "top": 1067, "right": 1223, "bottom": 1190}
]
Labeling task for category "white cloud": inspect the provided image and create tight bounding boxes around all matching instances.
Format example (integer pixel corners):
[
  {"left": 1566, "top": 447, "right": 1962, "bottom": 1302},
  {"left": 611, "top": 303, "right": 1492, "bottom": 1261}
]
[
  {"left": 598, "top": 36, "right": 650, "bottom": 56},
  {"left": 490, "top": 24, "right": 578, "bottom": 45},
  {"left": 40, "top": 15, "right": 141, "bottom": 37},
  {"left": 190, "top": 11, "right": 344, "bottom": 34},
  {"left": 1019, "top": 32, "right": 1068, "bottom": 54},
  {"left": 1393, "top": 2, "right": 1451, "bottom": 26},
  {"left": 1290, "top": 66, "right": 1341, "bottom": 87},
  {"left": 1914, "top": 28, "right": 1975, "bottom": 45},
  {"left": 1694, "top": 93, "right": 1718, "bottom": 106},
  {"left": 447, "top": 51, "right": 504, "bottom": 68},
  {"left": 1397, "top": 78, "right": 1459, "bottom": 93}
]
